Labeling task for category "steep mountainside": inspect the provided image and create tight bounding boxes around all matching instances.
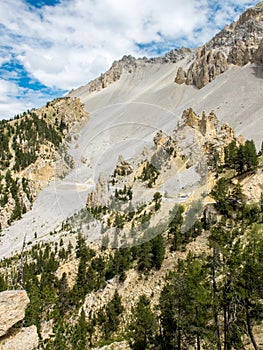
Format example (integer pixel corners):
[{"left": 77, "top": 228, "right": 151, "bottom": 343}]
[
  {"left": 70, "top": 3, "right": 263, "bottom": 148},
  {"left": 0, "top": 97, "right": 88, "bottom": 230},
  {"left": 183, "top": 1, "right": 263, "bottom": 88},
  {"left": 0, "top": 2, "right": 263, "bottom": 350}
]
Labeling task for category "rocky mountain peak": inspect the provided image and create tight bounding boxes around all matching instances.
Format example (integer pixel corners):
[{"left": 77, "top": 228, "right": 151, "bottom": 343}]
[
  {"left": 176, "top": 2, "right": 263, "bottom": 89},
  {"left": 208, "top": 1, "right": 263, "bottom": 51},
  {"left": 72, "top": 2, "right": 263, "bottom": 96},
  {"left": 237, "top": 1, "right": 263, "bottom": 26},
  {"left": 82, "top": 47, "right": 196, "bottom": 94}
]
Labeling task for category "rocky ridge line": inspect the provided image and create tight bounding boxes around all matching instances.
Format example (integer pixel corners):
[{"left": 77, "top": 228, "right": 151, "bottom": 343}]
[
  {"left": 175, "top": 1, "right": 263, "bottom": 88},
  {"left": 81, "top": 47, "right": 195, "bottom": 94}
]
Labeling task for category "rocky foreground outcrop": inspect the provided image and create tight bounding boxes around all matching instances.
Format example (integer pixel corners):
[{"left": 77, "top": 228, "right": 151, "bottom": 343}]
[
  {"left": 87, "top": 173, "right": 109, "bottom": 207},
  {"left": 0, "top": 290, "right": 38, "bottom": 350},
  {"left": 92, "top": 341, "right": 130, "bottom": 349}
]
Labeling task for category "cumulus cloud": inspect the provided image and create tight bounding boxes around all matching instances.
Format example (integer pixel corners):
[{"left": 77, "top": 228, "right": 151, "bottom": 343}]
[
  {"left": 0, "top": 0, "right": 259, "bottom": 118},
  {"left": 0, "top": 79, "right": 32, "bottom": 118}
]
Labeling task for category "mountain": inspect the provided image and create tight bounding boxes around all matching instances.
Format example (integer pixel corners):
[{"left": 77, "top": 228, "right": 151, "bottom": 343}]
[
  {"left": 0, "top": 3, "right": 263, "bottom": 350},
  {"left": 70, "top": 2, "right": 263, "bottom": 148}
]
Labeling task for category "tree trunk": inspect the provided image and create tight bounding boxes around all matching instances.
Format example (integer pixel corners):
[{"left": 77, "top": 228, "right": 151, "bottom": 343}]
[
  {"left": 212, "top": 248, "right": 222, "bottom": 350},
  {"left": 177, "top": 327, "right": 181, "bottom": 350},
  {"left": 246, "top": 299, "right": 259, "bottom": 350},
  {"left": 197, "top": 333, "right": 200, "bottom": 350},
  {"left": 224, "top": 303, "right": 232, "bottom": 350}
]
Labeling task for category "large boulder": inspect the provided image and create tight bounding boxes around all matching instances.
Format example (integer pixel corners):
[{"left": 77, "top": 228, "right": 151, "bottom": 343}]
[
  {"left": 0, "top": 290, "right": 39, "bottom": 350},
  {"left": 0, "top": 325, "right": 39, "bottom": 350},
  {"left": 0, "top": 290, "right": 29, "bottom": 337}
]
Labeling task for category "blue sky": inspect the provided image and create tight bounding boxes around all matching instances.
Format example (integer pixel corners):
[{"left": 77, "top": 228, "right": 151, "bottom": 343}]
[{"left": 0, "top": 0, "right": 259, "bottom": 119}]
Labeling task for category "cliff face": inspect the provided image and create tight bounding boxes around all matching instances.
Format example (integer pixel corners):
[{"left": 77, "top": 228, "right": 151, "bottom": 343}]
[
  {"left": 178, "top": 2, "right": 263, "bottom": 88},
  {"left": 253, "top": 37, "right": 263, "bottom": 65},
  {"left": 86, "top": 2, "right": 263, "bottom": 93},
  {"left": 185, "top": 47, "right": 228, "bottom": 89}
]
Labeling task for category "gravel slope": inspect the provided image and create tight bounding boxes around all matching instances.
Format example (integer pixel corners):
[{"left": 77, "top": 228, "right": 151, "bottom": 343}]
[{"left": 0, "top": 61, "right": 262, "bottom": 259}]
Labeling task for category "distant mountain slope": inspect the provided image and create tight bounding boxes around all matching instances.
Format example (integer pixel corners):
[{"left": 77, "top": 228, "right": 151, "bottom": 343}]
[
  {"left": 70, "top": 2, "right": 263, "bottom": 147},
  {"left": 1, "top": 1, "right": 263, "bottom": 256},
  {"left": 0, "top": 97, "right": 88, "bottom": 229},
  {"left": 0, "top": 4, "right": 263, "bottom": 349}
]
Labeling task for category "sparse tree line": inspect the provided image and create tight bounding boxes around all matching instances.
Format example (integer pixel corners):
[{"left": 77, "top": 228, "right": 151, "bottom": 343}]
[
  {"left": 0, "top": 133, "right": 262, "bottom": 349},
  {"left": 0, "top": 109, "right": 66, "bottom": 172},
  {"left": 0, "top": 104, "right": 70, "bottom": 228},
  {"left": 209, "top": 139, "right": 259, "bottom": 176},
  {"left": 0, "top": 178, "right": 262, "bottom": 349}
]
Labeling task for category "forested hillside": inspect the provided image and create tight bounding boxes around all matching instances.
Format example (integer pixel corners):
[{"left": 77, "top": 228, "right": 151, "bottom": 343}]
[
  {"left": 0, "top": 97, "right": 88, "bottom": 228},
  {"left": 0, "top": 108, "right": 262, "bottom": 350}
]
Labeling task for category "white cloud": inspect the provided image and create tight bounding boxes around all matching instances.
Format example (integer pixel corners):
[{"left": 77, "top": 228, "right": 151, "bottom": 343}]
[
  {"left": 0, "top": 79, "right": 30, "bottom": 118},
  {"left": 0, "top": 0, "right": 259, "bottom": 118},
  {"left": 0, "top": 78, "right": 62, "bottom": 119},
  {"left": 0, "top": 0, "right": 212, "bottom": 90}
]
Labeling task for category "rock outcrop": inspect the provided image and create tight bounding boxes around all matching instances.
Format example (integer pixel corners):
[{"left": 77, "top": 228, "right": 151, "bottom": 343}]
[
  {"left": 178, "top": 2, "right": 263, "bottom": 88},
  {"left": 83, "top": 47, "right": 195, "bottom": 94},
  {"left": 0, "top": 290, "right": 39, "bottom": 350},
  {"left": 177, "top": 108, "right": 241, "bottom": 170},
  {"left": 0, "top": 325, "right": 39, "bottom": 350},
  {"left": 87, "top": 173, "right": 109, "bottom": 207},
  {"left": 0, "top": 290, "right": 29, "bottom": 337},
  {"left": 185, "top": 47, "right": 228, "bottom": 88},
  {"left": 210, "top": 2, "right": 263, "bottom": 61},
  {"left": 114, "top": 155, "right": 133, "bottom": 176},
  {"left": 253, "top": 38, "right": 263, "bottom": 66},
  {"left": 87, "top": 60, "right": 124, "bottom": 93},
  {"left": 156, "top": 47, "right": 194, "bottom": 63},
  {"left": 175, "top": 66, "right": 187, "bottom": 84}
]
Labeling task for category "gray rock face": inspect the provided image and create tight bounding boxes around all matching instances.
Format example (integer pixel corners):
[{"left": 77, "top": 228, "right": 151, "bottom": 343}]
[
  {"left": 87, "top": 60, "right": 124, "bottom": 93},
  {"left": 209, "top": 2, "right": 263, "bottom": 53},
  {"left": 159, "top": 47, "right": 194, "bottom": 63},
  {"left": 86, "top": 48, "right": 196, "bottom": 94},
  {"left": 180, "top": 2, "right": 263, "bottom": 88},
  {"left": 87, "top": 173, "right": 109, "bottom": 207},
  {"left": 186, "top": 47, "right": 228, "bottom": 89},
  {"left": 253, "top": 38, "right": 263, "bottom": 66},
  {"left": 0, "top": 290, "right": 29, "bottom": 337}
]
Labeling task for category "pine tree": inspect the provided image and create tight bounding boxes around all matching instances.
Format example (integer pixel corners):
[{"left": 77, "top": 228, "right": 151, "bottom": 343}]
[
  {"left": 244, "top": 140, "right": 258, "bottom": 172},
  {"left": 224, "top": 140, "right": 238, "bottom": 169},
  {"left": 159, "top": 256, "right": 211, "bottom": 350},
  {"left": 58, "top": 272, "right": 69, "bottom": 315},
  {"left": 239, "top": 225, "right": 263, "bottom": 350},
  {"left": 100, "top": 291, "right": 123, "bottom": 338},
  {"left": 151, "top": 234, "right": 165, "bottom": 270},
  {"left": 128, "top": 295, "right": 157, "bottom": 349}
]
